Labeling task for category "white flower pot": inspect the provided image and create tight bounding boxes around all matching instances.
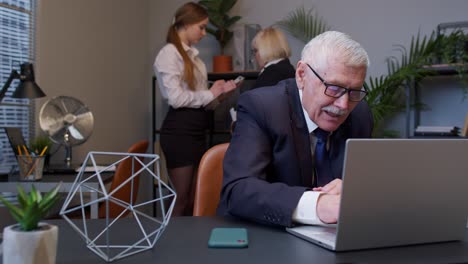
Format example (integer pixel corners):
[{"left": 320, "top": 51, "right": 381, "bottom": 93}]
[{"left": 3, "top": 222, "right": 58, "bottom": 264}]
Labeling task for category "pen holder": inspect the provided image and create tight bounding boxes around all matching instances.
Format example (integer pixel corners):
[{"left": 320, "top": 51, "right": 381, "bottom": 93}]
[{"left": 17, "top": 155, "right": 45, "bottom": 181}]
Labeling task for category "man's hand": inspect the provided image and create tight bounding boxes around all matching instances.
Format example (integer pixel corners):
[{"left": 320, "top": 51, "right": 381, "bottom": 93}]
[
  {"left": 313, "top": 179, "right": 342, "bottom": 194},
  {"left": 316, "top": 194, "right": 340, "bottom": 224},
  {"left": 314, "top": 179, "right": 342, "bottom": 224}
]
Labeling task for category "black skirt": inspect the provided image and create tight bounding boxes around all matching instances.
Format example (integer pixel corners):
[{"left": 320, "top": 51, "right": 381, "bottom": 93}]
[{"left": 160, "top": 107, "right": 209, "bottom": 169}]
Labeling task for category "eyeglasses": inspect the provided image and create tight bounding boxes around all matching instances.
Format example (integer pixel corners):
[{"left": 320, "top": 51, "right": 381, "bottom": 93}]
[{"left": 306, "top": 63, "right": 367, "bottom": 102}]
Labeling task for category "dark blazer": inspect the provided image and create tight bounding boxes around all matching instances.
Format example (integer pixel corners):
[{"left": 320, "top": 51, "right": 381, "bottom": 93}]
[
  {"left": 217, "top": 78, "right": 373, "bottom": 227},
  {"left": 252, "top": 58, "right": 296, "bottom": 89}
]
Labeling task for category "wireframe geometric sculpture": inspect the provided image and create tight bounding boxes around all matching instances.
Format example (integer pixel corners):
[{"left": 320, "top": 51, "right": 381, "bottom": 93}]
[{"left": 59, "top": 151, "right": 176, "bottom": 262}]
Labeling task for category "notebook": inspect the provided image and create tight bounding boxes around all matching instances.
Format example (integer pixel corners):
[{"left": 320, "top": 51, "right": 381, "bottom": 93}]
[{"left": 286, "top": 138, "right": 468, "bottom": 251}]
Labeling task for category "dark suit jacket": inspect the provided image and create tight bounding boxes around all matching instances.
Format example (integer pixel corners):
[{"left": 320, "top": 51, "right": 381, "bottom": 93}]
[
  {"left": 217, "top": 78, "right": 373, "bottom": 227},
  {"left": 252, "top": 58, "right": 296, "bottom": 89}
]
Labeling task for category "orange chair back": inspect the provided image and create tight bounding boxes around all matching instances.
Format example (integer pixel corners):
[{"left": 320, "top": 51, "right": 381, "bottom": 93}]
[
  {"left": 193, "top": 143, "right": 229, "bottom": 216},
  {"left": 98, "top": 140, "right": 149, "bottom": 218}
]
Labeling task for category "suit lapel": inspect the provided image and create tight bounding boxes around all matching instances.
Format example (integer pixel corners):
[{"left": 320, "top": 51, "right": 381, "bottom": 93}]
[{"left": 285, "top": 82, "right": 314, "bottom": 188}]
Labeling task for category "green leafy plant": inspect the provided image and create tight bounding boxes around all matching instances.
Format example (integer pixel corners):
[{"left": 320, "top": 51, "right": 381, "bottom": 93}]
[
  {"left": 436, "top": 29, "right": 468, "bottom": 97},
  {"left": 29, "top": 136, "right": 52, "bottom": 156},
  {"left": 437, "top": 29, "right": 468, "bottom": 64},
  {"left": 364, "top": 32, "right": 441, "bottom": 136},
  {"left": 276, "top": 6, "right": 330, "bottom": 43},
  {"left": 199, "top": 0, "right": 241, "bottom": 55},
  {"left": 0, "top": 183, "right": 61, "bottom": 231},
  {"left": 365, "top": 30, "right": 468, "bottom": 136}
]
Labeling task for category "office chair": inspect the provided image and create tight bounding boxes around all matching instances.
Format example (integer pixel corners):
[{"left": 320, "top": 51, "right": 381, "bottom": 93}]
[
  {"left": 98, "top": 140, "right": 149, "bottom": 218},
  {"left": 50, "top": 140, "right": 149, "bottom": 220},
  {"left": 193, "top": 143, "right": 229, "bottom": 216}
]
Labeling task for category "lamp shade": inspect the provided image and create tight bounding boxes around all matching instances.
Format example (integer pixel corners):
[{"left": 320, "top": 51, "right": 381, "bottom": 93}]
[
  {"left": 13, "top": 81, "right": 46, "bottom": 99},
  {"left": 12, "top": 63, "right": 46, "bottom": 99}
]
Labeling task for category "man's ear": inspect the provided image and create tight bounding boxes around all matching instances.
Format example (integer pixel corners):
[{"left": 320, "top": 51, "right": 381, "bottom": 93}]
[{"left": 296, "top": 61, "right": 306, "bottom": 90}]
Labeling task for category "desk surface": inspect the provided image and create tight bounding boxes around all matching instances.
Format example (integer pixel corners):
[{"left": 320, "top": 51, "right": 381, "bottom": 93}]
[
  {"left": 0, "top": 172, "right": 113, "bottom": 219},
  {"left": 5, "top": 216, "right": 467, "bottom": 264},
  {"left": 0, "top": 172, "right": 113, "bottom": 191}
]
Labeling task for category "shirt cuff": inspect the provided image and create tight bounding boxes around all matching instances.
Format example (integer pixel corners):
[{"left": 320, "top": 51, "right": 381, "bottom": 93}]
[
  {"left": 203, "top": 90, "right": 215, "bottom": 106},
  {"left": 292, "top": 191, "right": 326, "bottom": 225}
]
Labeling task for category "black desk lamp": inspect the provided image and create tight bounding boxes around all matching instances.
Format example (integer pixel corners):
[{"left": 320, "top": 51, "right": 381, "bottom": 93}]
[{"left": 0, "top": 63, "right": 46, "bottom": 102}]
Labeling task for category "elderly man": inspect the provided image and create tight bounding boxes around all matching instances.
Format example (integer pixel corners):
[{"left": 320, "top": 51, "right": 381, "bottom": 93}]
[{"left": 217, "top": 31, "right": 373, "bottom": 227}]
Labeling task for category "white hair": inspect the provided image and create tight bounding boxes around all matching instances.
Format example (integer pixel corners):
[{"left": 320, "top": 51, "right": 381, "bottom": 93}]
[{"left": 301, "top": 31, "right": 370, "bottom": 69}]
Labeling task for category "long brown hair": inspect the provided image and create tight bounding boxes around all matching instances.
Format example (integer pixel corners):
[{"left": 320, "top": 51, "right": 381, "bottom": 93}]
[{"left": 166, "top": 2, "right": 208, "bottom": 90}]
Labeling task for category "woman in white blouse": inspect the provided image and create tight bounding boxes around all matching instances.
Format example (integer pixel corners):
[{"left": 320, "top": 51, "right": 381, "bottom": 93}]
[{"left": 153, "top": 2, "right": 237, "bottom": 216}]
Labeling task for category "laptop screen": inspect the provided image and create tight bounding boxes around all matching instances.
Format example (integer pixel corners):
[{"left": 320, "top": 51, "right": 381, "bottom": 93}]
[{"left": 4, "top": 127, "right": 27, "bottom": 156}]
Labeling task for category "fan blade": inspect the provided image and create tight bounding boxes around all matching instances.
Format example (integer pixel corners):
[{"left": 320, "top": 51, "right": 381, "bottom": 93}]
[
  {"left": 72, "top": 105, "right": 88, "bottom": 115},
  {"left": 42, "top": 116, "right": 65, "bottom": 136},
  {"left": 68, "top": 125, "right": 84, "bottom": 140},
  {"left": 70, "top": 112, "right": 94, "bottom": 140},
  {"left": 73, "top": 112, "right": 92, "bottom": 123},
  {"left": 50, "top": 101, "right": 65, "bottom": 116},
  {"left": 50, "top": 126, "right": 68, "bottom": 143}
]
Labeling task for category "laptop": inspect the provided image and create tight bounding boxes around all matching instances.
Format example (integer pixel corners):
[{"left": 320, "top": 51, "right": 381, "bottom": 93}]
[
  {"left": 4, "top": 127, "right": 27, "bottom": 156},
  {"left": 286, "top": 138, "right": 468, "bottom": 251}
]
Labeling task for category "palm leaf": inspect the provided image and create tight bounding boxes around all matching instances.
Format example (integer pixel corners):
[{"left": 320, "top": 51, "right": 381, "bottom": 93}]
[{"left": 275, "top": 6, "right": 329, "bottom": 43}]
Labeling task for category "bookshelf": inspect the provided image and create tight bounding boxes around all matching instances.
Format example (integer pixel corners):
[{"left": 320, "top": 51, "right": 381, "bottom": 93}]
[{"left": 405, "top": 64, "right": 467, "bottom": 137}]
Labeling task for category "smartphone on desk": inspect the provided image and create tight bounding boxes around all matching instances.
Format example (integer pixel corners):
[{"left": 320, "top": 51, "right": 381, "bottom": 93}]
[{"left": 208, "top": 227, "right": 248, "bottom": 248}]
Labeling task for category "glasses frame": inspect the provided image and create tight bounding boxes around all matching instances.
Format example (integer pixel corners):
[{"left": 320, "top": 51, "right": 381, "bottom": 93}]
[{"left": 305, "top": 63, "right": 368, "bottom": 102}]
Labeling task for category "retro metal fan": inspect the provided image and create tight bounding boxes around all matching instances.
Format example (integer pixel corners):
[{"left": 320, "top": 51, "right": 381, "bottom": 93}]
[{"left": 39, "top": 96, "right": 94, "bottom": 165}]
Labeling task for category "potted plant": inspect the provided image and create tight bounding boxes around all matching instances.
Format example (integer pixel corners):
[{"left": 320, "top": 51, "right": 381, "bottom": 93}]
[
  {"left": 0, "top": 183, "right": 61, "bottom": 264},
  {"left": 199, "top": 0, "right": 241, "bottom": 72}
]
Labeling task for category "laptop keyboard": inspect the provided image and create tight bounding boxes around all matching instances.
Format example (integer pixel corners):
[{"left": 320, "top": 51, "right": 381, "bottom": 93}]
[{"left": 315, "top": 228, "right": 337, "bottom": 245}]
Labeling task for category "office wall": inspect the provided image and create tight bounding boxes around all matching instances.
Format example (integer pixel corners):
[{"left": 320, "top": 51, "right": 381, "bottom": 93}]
[
  {"left": 29, "top": 0, "right": 466, "bottom": 214},
  {"left": 151, "top": 0, "right": 468, "bottom": 135},
  {"left": 36, "top": 0, "right": 152, "bottom": 164},
  {"left": 34, "top": 1, "right": 468, "bottom": 160}
]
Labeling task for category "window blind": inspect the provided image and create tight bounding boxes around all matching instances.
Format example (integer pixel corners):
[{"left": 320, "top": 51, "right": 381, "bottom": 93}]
[{"left": 0, "top": 0, "right": 35, "bottom": 174}]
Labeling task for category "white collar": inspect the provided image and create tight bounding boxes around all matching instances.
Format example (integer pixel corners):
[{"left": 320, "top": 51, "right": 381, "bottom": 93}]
[
  {"left": 298, "top": 89, "right": 318, "bottom": 133},
  {"left": 182, "top": 42, "right": 199, "bottom": 57},
  {"left": 259, "top": 58, "right": 284, "bottom": 75}
]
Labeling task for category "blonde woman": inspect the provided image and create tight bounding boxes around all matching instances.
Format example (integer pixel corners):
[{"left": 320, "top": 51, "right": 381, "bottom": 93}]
[{"left": 251, "top": 27, "right": 295, "bottom": 89}]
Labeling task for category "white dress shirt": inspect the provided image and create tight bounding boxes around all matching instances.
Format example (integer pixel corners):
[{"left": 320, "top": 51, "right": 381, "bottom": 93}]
[
  {"left": 153, "top": 43, "right": 214, "bottom": 109},
  {"left": 291, "top": 89, "right": 327, "bottom": 225}
]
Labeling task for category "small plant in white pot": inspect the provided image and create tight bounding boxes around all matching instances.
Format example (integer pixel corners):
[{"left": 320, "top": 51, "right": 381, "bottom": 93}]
[{"left": 0, "top": 184, "right": 61, "bottom": 264}]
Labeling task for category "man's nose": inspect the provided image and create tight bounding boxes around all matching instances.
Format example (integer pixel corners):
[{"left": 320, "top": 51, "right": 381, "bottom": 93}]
[{"left": 334, "top": 93, "right": 349, "bottom": 109}]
